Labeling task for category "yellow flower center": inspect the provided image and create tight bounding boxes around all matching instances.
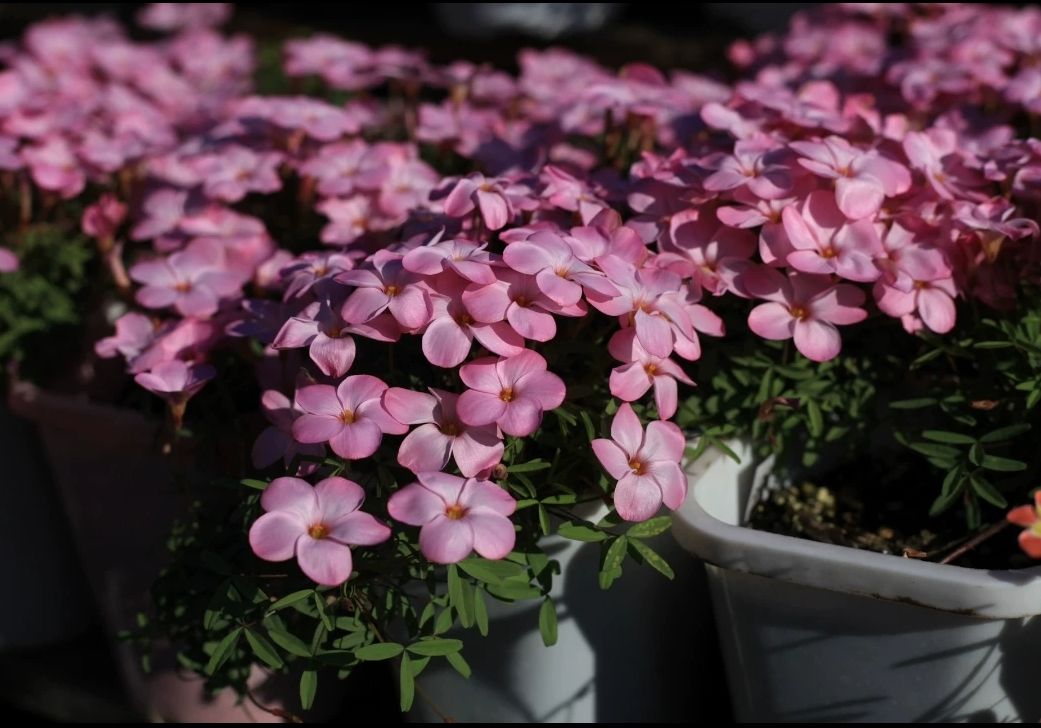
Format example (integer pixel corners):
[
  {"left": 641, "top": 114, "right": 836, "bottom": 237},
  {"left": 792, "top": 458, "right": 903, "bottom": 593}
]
[
  {"left": 308, "top": 523, "right": 329, "bottom": 539},
  {"left": 499, "top": 388, "right": 515, "bottom": 402},
  {"left": 340, "top": 409, "right": 357, "bottom": 424},
  {"left": 789, "top": 305, "right": 809, "bottom": 321},
  {"left": 384, "top": 284, "right": 400, "bottom": 297},
  {"left": 629, "top": 458, "right": 646, "bottom": 475},
  {"left": 445, "top": 504, "right": 467, "bottom": 520}
]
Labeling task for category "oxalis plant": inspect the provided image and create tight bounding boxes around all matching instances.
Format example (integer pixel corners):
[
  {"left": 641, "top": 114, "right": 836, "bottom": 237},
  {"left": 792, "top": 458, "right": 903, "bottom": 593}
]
[{"left": 3, "top": 2, "right": 1041, "bottom": 718}]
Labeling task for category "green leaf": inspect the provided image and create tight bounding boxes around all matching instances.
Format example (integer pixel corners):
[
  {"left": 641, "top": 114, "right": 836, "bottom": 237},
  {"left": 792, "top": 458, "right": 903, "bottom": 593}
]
[
  {"left": 313, "top": 592, "right": 334, "bottom": 632},
  {"left": 446, "top": 651, "right": 471, "bottom": 679},
  {"left": 538, "top": 504, "right": 551, "bottom": 536},
  {"left": 399, "top": 654, "right": 415, "bottom": 712},
  {"left": 434, "top": 608, "right": 454, "bottom": 635},
  {"left": 538, "top": 599, "right": 558, "bottom": 647},
  {"left": 980, "top": 455, "right": 1027, "bottom": 472},
  {"left": 969, "top": 442, "right": 985, "bottom": 466},
  {"left": 204, "top": 627, "right": 242, "bottom": 676},
  {"left": 266, "top": 589, "right": 314, "bottom": 616},
  {"left": 579, "top": 410, "right": 596, "bottom": 441},
  {"left": 627, "top": 515, "right": 672, "bottom": 539},
  {"left": 599, "top": 536, "right": 628, "bottom": 590},
  {"left": 458, "top": 558, "right": 527, "bottom": 585},
  {"left": 241, "top": 478, "right": 269, "bottom": 490},
  {"left": 355, "top": 643, "right": 404, "bottom": 661},
  {"left": 508, "top": 459, "right": 551, "bottom": 473},
  {"left": 909, "top": 442, "right": 960, "bottom": 459},
  {"left": 805, "top": 399, "right": 823, "bottom": 437},
  {"left": 557, "top": 522, "right": 608, "bottom": 542},
  {"left": 890, "top": 398, "right": 938, "bottom": 410},
  {"left": 244, "top": 628, "right": 284, "bottom": 670},
  {"left": 473, "top": 588, "right": 489, "bottom": 637},
  {"left": 922, "top": 430, "right": 975, "bottom": 445},
  {"left": 267, "top": 627, "right": 312, "bottom": 658},
  {"left": 299, "top": 670, "right": 318, "bottom": 711},
  {"left": 448, "top": 565, "right": 473, "bottom": 627},
  {"left": 629, "top": 539, "right": 675, "bottom": 580},
  {"left": 407, "top": 639, "right": 463, "bottom": 657},
  {"left": 969, "top": 476, "right": 1008, "bottom": 508},
  {"left": 980, "top": 424, "right": 1031, "bottom": 443},
  {"left": 929, "top": 482, "right": 963, "bottom": 516},
  {"left": 485, "top": 581, "right": 542, "bottom": 601}
]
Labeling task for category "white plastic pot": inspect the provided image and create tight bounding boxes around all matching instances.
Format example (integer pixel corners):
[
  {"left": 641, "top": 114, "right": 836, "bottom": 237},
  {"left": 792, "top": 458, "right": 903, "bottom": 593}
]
[
  {"left": 672, "top": 442, "right": 1041, "bottom": 723},
  {"left": 408, "top": 503, "right": 727, "bottom": 722}
]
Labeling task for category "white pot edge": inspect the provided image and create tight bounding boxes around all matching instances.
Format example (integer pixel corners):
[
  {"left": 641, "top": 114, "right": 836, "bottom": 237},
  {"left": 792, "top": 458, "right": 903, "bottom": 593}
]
[{"left": 673, "top": 440, "right": 1041, "bottom": 619}]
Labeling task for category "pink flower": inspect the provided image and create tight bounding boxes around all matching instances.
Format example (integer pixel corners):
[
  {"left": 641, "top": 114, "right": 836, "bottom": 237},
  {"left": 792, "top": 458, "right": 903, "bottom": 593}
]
[
  {"left": 292, "top": 375, "right": 407, "bottom": 460},
  {"left": 22, "top": 137, "right": 85, "bottom": 199},
  {"left": 421, "top": 275, "right": 525, "bottom": 369},
  {"left": 0, "top": 247, "right": 18, "bottom": 273},
  {"left": 1007, "top": 492, "right": 1041, "bottom": 559},
  {"left": 457, "top": 350, "right": 566, "bottom": 437},
  {"left": 200, "top": 146, "right": 283, "bottom": 203},
  {"left": 607, "top": 329, "right": 694, "bottom": 420},
  {"left": 744, "top": 268, "right": 868, "bottom": 362},
  {"left": 95, "top": 312, "right": 156, "bottom": 360},
  {"left": 902, "top": 129, "right": 981, "bottom": 201},
  {"left": 384, "top": 388, "right": 503, "bottom": 477},
  {"left": 591, "top": 403, "right": 686, "bottom": 522},
  {"left": 81, "top": 194, "right": 128, "bottom": 240},
  {"left": 401, "top": 235, "right": 498, "bottom": 285},
  {"left": 502, "top": 231, "right": 618, "bottom": 306},
  {"left": 462, "top": 269, "right": 579, "bottom": 343},
  {"left": 252, "top": 390, "right": 325, "bottom": 474},
  {"left": 338, "top": 251, "right": 432, "bottom": 330},
  {"left": 249, "top": 476, "right": 391, "bottom": 586},
  {"left": 872, "top": 223, "right": 957, "bottom": 334},
  {"left": 272, "top": 299, "right": 357, "bottom": 378},
  {"left": 387, "top": 473, "right": 516, "bottom": 564},
  {"left": 781, "top": 191, "right": 882, "bottom": 282},
  {"left": 131, "top": 188, "right": 189, "bottom": 241},
  {"left": 442, "top": 173, "right": 515, "bottom": 230},
  {"left": 703, "top": 137, "right": 793, "bottom": 200},
  {"left": 666, "top": 209, "right": 756, "bottom": 296},
  {"left": 134, "top": 359, "right": 215, "bottom": 427},
  {"left": 129, "top": 240, "right": 243, "bottom": 318},
  {"left": 790, "top": 136, "right": 911, "bottom": 219}
]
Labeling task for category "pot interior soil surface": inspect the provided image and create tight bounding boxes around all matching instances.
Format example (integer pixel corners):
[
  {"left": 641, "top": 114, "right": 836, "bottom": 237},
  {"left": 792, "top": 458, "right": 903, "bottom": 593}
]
[{"left": 746, "top": 457, "right": 1032, "bottom": 571}]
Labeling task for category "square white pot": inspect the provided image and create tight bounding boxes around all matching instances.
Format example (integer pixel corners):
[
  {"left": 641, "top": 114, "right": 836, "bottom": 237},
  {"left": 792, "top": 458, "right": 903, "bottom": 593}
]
[{"left": 672, "top": 442, "right": 1041, "bottom": 723}]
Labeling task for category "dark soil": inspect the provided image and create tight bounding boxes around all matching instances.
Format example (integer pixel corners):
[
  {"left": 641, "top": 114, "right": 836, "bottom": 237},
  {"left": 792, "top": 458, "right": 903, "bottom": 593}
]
[{"left": 747, "top": 459, "right": 1035, "bottom": 571}]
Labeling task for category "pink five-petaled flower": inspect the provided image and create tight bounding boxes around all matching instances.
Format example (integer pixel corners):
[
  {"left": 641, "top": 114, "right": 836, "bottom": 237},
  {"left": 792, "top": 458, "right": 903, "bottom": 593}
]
[
  {"left": 591, "top": 403, "right": 686, "bottom": 522},
  {"left": 442, "top": 172, "right": 515, "bottom": 230},
  {"left": 744, "top": 268, "right": 868, "bottom": 362},
  {"left": 129, "top": 241, "right": 242, "bottom": 318},
  {"left": 502, "top": 230, "right": 618, "bottom": 306},
  {"left": 1007, "top": 492, "right": 1041, "bottom": 559},
  {"left": 292, "top": 375, "right": 407, "bottom": 459},
  {"left": 252, "top": 390, "right": 325, "bottom": 474},
  {"left": 249, "top": 476, "right": 390, "bottom": 585},
  {"left": 387, "top": 473, "right": 516, "bottom": 564},
  {"left": 134, "top": 359, "right": 215, "bottom": 428},
  {"left": 272, "top": 298, "right": 357, "bottom": 378},
  {"left": 781, "top": 191, "right": 882, "bottom": 282},
  {"left": 790, "top": 136, "right": 911, "bottom": 219},
  {"left": 607, "top": 329, "right": 694, "bottom": 420},
  {"left": 457, "top": 350, "right": 566, "bottom": 437},
  {"left": 383, "top": 388, "right": 503, "bottom": 477},
  {"left": 338, "top": 250, "right": 432, "bottom": 330}
]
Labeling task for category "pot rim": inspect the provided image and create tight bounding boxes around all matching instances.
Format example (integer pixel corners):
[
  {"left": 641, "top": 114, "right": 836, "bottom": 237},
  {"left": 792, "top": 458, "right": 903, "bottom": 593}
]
[{"left": 673, "top": 441, "right": 1041, "bottom": 620}]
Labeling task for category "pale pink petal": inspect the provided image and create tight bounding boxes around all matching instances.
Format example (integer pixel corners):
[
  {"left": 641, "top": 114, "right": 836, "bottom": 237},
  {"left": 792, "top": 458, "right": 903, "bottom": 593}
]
[
  {"left": 397, "top": 424, "right": 453, "bottom": 473},
  {"left": 310, "top": 333, "right": 356, "bottom": 377},
  {"left": 388, "top": 482, "right": 447, "bottom": 526},
  {"left": 646, "top": 461, "right": 687, "bottom": 510},
  {"left": 273, "top": 317, "right": 319, "bottom": 348},
  {"left": 452, "top": 429, "right": 504, "bottom": 477},
  {"left": 793, "top": 319, "right": 842, "bottom": 362},
  {"left": 835, "top": 177, "right": 884, "bottom": 220},
  {"left": 383, "top": 388, "right": 437, "bottom": 425},
  {"left": 341, "top": 286, "right": 390, "bottom": 324},
  {"left": 388, "top": 286, "right": 431, "bottom": 329},
  {"left": 416, "top": 472, "right": 468, "bottom": 504},
  {"left": 592, "top": 438, "right": 630, "bottom": 479},
  {"left": 468, "top": 513, "right": 516, "bottom": 560},
  {"left": 337, "top": 375, "right": 388, "bottom": 411},
  {"left": 444, "top": 178, "right": 477, "bottom": 217},
  {"left": 476, "top": 189, "right": 509, "bottom": 230},
  {"left": 640, "top": 419, "right": 686, "bottom": 462},
  {"left": 419, "top": 516, "right": 475, "bottom": 564},
  {"left": 918, "top": 287, "right": 956, "bottom": 334},
  {"left": 470, "top": 322, "right": 526, "bottom": 357},
  {"left": 498, "top": 398, "right": 542, "bottom": 436},
  {"left": 262, "top": 477, "right": 319, "bottom": 519},
  {"left": 610, "top": 403, "right": 643, "bottom": 457},
  {"left": 328, "top": 419, "right": 383, "bottom": 459},
  {"left": 327, "top": 511, "right": 390, "bottom": 546},
  {"left": 463, "top": 283, "right": 511, "bottom": 323},
  {"left": 296, "top": 536, "right": 353, "bottom": 585},
  {"left": 503, "top": 241, "right": 555, "bottom": 273},
  {"left": 293, "top": 415, "right": 343, "bottom": 444},
  {"left": 459, "top": 356, "right": 502, "bottom": 392},
  {"left": 516, "top": 370, "right": 566, "bottom": 410},
  {"left": 535, "top": 269, "right": 583, "bottom": 306},
  {"left": 314, "top": 476, "right": 365, "bottom": 522},
  {"left": 249, "top": 512, "right": 304, "bottom": 562},
  {"left": 507, "top": 304, "right": 556, "bottom": 341},
  {"left": 422, "top": 316, "right": 472, "bottom": 368},
  {"left": 296, "top": 384, "right": 342, "bottom": 416},
  {"left": 498, "top": 349, "right": 547, "bottom": 386},
  {"left": 614, "top": 472, "right": 663, "bottom": 522},
  {"left": 460, "top": 478, "right": 516, "bottom": 516},
  {"left": 652, "top": 375, "right": 678, "bottom": 419},
  {"left": 610, "top": 362, "right": 652, "bottom": 402},
  {"left": 635, "top": 309, "right": 673, "bottom": 358},
  {"left": 748, "top": 302, "right": 795, "bottom": 340}
]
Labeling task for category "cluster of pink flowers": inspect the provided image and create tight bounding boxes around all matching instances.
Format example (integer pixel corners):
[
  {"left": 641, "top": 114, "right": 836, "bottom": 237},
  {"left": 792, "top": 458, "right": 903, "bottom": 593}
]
[{"left": 7, "top": 4, "right": 1041, "bottom": 581}]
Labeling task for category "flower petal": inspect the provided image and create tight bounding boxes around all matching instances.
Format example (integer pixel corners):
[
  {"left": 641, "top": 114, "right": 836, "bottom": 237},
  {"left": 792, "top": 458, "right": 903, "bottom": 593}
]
[
  {"left": 419, "top": 516, "right": 475, "bottom": 564},
  {"left": 249, "top": 512, "right": 304, "bottom": 562},
  {"left": 388, "top": 482, "right": 447, "bottom": 526},
  {"left": 613, "top": 472, "right": 663, "bottom": 522},
  {"left": 296, "top": 537, "right": 353, "bottom": 585},
  {"left": 328, "top": 419, "right": 383, "bottom": 459},
  {"left": 468, "top": 512, "right": 516, "bottom": 560}
]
